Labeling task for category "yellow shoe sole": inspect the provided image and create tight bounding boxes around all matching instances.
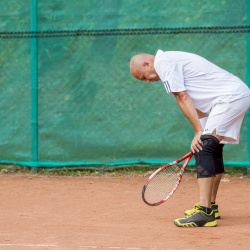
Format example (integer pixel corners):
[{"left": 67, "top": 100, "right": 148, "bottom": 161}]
[{"left": 174, "top": 219, "right": 217, "bottom": 227}]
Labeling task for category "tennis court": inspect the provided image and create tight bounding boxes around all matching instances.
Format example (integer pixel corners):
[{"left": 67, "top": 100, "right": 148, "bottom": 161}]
[
  {"left": 1, "top": 2, "right": 250, "bottom": 249},
  {"left": 0, "top": 173, "right": 249, "bottom": 250}
]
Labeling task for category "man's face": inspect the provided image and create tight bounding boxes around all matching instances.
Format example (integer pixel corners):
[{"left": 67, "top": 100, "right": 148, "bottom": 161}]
[{"left": 135, "top": 63, "right": 160, "bottom": 84}]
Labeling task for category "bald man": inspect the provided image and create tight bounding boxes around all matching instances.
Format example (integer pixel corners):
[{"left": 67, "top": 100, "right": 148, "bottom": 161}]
[{"left": 130, "top": 50, "right": 250, "bottom": 227}]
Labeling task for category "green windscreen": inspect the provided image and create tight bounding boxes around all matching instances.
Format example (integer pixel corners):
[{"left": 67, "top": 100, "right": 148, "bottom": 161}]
[{"left": 0, "top": 0, "right": 249, "bottom": 167}]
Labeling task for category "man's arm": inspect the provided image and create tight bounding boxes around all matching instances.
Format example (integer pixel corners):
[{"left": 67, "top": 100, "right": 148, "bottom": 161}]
[{"left": 173, "top": 91, "right": 203, "bottom": 153}]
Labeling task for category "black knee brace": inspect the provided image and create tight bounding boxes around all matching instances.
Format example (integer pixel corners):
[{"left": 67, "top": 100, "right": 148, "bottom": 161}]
[
  {"left": 194, "top": 135, "right": 220, "bottom": 178},
  {"left": 214, "top": 143, "right": 225, "bottom": 175}
]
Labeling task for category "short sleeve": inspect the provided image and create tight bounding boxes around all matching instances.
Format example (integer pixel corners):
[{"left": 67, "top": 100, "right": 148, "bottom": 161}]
[{"left": 155, "top": 61, "right": 186, "bottom": 95}]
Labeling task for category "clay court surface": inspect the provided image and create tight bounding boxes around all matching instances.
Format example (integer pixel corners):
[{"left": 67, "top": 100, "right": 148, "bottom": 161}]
[{"left": 0, "top": 173, "right": 249, "bottom": 250}]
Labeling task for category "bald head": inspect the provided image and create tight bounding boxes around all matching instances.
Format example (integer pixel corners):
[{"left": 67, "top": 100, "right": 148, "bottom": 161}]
[
  {"left": 130, "top": 53, "right": 160, "bottom": 84},
  {"left": 130, "top": 53, "right": 152, "bottom": 77}
]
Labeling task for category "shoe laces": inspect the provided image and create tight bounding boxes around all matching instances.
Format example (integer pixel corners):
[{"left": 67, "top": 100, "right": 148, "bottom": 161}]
[{"left": 185, "top": 207, "right": 203, "bottom": 218}]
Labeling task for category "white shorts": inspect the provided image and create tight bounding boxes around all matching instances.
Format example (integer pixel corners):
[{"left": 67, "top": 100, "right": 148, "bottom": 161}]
[{"left": 200, "top": 95, "right": 250, "bottom": 144}]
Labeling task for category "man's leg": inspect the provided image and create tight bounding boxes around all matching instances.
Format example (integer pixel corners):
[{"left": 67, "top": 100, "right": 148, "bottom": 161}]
[
  {"left": 184, "top": 139, "right": 224, "bottom": 219},
  {"left": 174, "top": 134, "right": 222, "bottom": 227},
  {"left": 198, "top": 177, "right": 215, "bottom": 208},
  {"left": 211, "top": 142, "right": 225, "bottom": 203},
  {"left": 210, "top": 142, "right": 225, "bottom": 219},
  {"left": 197, "top": 132, "right": 223, "bottom": 209},
  {"left": 198, "top": 173, "right": 222, "bottom": 207},
  {"left": 211, "top": 173, "right": 223, "bottom": 203}
]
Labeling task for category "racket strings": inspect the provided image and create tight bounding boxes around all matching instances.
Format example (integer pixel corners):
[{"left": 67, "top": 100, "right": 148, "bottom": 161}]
[{"left": 144, "top": 164, "right": 182, "bottom": 204}]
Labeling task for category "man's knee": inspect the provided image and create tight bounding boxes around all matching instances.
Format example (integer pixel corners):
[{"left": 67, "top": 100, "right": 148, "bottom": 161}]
[{"left": 194, "top": 135, "right": 220, "bottom": 178}]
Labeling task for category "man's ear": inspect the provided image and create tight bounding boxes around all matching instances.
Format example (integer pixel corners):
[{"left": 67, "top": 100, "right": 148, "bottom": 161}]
[{"left": 142, "top": 61, "right": 149, "bottom": 67}]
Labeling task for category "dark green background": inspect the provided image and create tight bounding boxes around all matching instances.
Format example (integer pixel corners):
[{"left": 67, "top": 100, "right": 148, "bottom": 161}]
[{"left": 0, "top": 0, "right": 248, "bottom": 165}]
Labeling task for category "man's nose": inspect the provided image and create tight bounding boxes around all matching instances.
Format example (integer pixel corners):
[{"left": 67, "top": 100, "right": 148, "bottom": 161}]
[{"left": 145, "top": 80, "right": 150, "bottom": 84}]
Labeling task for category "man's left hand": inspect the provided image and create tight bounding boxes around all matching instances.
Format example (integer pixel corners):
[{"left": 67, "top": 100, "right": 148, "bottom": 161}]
[{"left": 191, "top": 131, "right": 203, "bottom": 153}]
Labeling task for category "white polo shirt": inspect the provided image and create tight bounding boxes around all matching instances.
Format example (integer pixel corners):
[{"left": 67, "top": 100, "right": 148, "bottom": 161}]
[{"left": 154, "top": 50, "right": 250, "bottom": 114}]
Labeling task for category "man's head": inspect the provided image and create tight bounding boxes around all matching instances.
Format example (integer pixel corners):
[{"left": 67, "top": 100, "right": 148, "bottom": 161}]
[{"left": 130, "top": 53, "right": 160, "bottom": 84}]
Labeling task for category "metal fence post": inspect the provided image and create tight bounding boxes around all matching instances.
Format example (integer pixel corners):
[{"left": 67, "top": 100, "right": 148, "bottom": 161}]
[
  {"left": 31, "top": 0, "right": 38, "bottom": 173},
  {"left": 247, "top": 0, "right": 250, "bottom": 177}
]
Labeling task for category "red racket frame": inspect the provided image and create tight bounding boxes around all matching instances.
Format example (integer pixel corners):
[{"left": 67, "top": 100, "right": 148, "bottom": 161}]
[{"left": 142, "top": 152, "right": 193, "bottom": 206}]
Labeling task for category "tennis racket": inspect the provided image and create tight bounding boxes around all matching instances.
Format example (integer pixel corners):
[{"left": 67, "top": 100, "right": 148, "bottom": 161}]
[{"left": 142, "top": 152, "right": 193, "bottom": 206}]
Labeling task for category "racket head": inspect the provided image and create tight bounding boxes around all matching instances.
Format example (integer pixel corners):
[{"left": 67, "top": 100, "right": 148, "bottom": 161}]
[{"left": 142, "top": 153, "right": 192, "bottom": 206}]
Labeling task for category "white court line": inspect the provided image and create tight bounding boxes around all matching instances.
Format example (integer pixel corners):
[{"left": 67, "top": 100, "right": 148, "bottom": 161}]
[
  {"left": 0, "top": 244, "right": 57, "bottom": 247},
  {"left": 126, "top": 248, "right": 141, "bottom": 250},
  {"left": 80, "top": 247, "right": 141, "bottom": 250},
  {"left": 80, "top": 247, "right": 97, "bottom": 249}
]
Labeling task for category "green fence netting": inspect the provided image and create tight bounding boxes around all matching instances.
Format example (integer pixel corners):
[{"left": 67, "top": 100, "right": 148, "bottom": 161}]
[{"left": 0, "top": 0, "right": 250, "bottom": 169}]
